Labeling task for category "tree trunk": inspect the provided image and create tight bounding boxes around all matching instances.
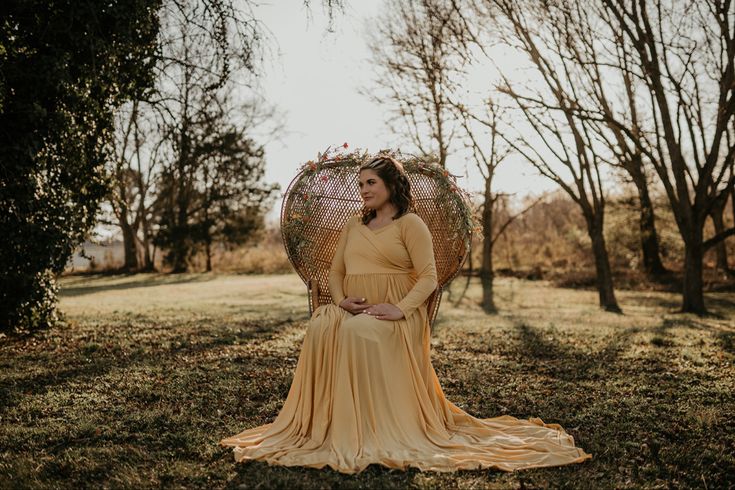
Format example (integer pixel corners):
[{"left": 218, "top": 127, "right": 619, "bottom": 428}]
[
  {"left": 628, "top": 161, "right": 667, "bottom": 276},
  {"left": 171, "top": 199, "right": 189, "bottom": 273},
  {"left": 205, "top": 239, "right": 212, "bottom": 272},
  {"left": 681, "top": 225, "right": 707, "bottom": 314},
  {"left": 480, "top": 178, "right": 496, "bottom": 313},
  {"left": 139, "top": 212, "right": 154, "bottom": 272},
  {"left": 133, "top": 104, "right": 154, "bottom": 273},
  {"left": 204, "top": 205, "right": 212, "bottom": 273},
  {"left": 171, "top": 126, "right": 190, "bottom": 273},
  {"left": 709, "top": 198, "right": 730, "bottom": 273},
  {"left": 118, "top": 205, "right": 138, "bottom": 271},
  {"left": 136, "top": 182, "right": 154, "bottom": 271},
  {"left": 586, "top": 215, "right": 621, "bottom": 313}
]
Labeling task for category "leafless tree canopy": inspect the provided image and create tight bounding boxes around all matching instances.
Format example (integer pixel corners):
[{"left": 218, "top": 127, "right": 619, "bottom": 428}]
[{"left": 364, "top": 0, "right": 477, "bottom": 166}]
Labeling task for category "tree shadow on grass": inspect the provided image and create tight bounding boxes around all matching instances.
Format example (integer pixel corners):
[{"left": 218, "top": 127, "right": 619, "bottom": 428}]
[
  {"left": 510, "top": 315, "right": 728, "bottom": 383},
  {"left": 0, "top": 314, "right": 313, "bottom": 488},
  {"left": 223, "top": 461, "right": 418, "bottom": 490},
  {"left": 3, "top": 303, "right": 732, "bottom": 489},
  {"left": 703, "top": 294, "right": 735, "bottom": 313},
  {"left": 221, "top": 454, "right": 524, "bottom": 489},
  {"left": 625, "top": 292, "right": 735, "bottom": 318},
  {"left": 715, "top": 330, "right": 735, "bottom": 355},
  {"left": 512, "top": 321, "right": 641, "bottom": 382},
  {"left": 628, "top": 294, "right": 681, "bottom": 310},
  {"left": 0, "top": 317, "right": 301, "bottom": 412},
  {"left": 506, "top": 318, "right": 734, "bottom": 489},
  {"left": 648, "top": 317, "right": 734, "bottom": 350},
  {"left": 58, "top": 273, "right": 216, "bottom": 297}
]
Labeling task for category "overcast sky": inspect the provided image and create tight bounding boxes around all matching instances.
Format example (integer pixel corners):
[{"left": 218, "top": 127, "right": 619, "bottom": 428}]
[{"left": 251, "top": 1, "right": 558, "bottom": 225}]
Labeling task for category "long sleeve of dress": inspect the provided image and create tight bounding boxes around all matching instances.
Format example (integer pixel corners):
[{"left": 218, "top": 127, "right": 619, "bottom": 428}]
[
  {"left": 328, "top": 216, "right": 353, "bottom": 306},
  {"left": 395, "top": 214, "right": 438, "bottom": 318}
]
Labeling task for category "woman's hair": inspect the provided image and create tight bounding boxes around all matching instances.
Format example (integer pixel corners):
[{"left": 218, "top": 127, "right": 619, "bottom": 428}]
[{"left": 358, "top": 155, "right": 414, "bottom": 225}]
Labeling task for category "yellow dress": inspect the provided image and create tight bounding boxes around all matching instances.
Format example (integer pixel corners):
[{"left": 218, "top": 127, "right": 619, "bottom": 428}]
[{"left": 220, "top": 213, "right": 592, "bottom": 473}]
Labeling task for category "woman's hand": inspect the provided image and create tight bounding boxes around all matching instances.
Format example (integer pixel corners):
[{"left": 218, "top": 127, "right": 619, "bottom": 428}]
[
  {"left": 363, "top": 303, "right": 405, "bottom": 321},
  {"left": 339, "top": 297, "right": 372, "bottom": 315}
]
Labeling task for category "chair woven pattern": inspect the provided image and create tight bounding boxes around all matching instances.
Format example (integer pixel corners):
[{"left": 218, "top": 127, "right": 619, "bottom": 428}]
[{"left": 280, "top": 158, "right": 470, "bottom": 327}]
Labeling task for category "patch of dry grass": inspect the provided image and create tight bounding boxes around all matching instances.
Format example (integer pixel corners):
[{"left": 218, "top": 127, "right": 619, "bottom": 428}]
[{"left": 0, "top": 273, "right": 733, "bottom": 489}]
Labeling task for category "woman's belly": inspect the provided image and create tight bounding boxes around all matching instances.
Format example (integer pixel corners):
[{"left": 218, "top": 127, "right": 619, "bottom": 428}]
[{"left": 343, "top": 273, "right": 414, "bottom": 305}]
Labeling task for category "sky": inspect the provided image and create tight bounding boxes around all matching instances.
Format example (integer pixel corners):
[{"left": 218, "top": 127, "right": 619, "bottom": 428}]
[
  {"left": 90, "top": 0, "right": 561, "bottom": 242},
  {"left": 250, "top": 1, "right": 558, "bottom": 225}
]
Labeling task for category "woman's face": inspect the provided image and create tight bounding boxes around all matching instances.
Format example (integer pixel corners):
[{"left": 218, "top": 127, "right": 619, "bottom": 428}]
[{"left": 358, "top": 169, "right": 391, "bottom": 210}]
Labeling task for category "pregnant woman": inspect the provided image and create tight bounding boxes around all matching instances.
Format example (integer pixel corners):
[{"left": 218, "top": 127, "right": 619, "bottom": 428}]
[{"left": 220, "top": 154, "right": 592, "bottom": 473}]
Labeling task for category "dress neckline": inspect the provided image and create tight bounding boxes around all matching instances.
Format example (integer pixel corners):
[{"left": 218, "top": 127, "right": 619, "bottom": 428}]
[{"left": 364, "top": 213, "right": 411, "bottom": 233}]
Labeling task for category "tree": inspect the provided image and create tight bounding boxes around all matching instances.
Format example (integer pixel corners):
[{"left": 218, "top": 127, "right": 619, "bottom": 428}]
[
  {"left": 107, "top": 0, "right": 280, "bottom": 273},
  {"left": 553, "top": 1, "right": 669, "bottom": 277},
  {"left": 484, "top": 0, "right": 735, "bottom": 313},
  {"left": 111, "top": 100, "right": 164, "bottom": 271},
  {"left": 452, "top": 99, "right": 546, "bottom": 311},
  {"left": 368, "top": 0, "right": 550, "bottom": 312},
  {"left": 596, "top": 0, "right": 735, "bottom": 313},
  {"left": 108, "top": 100, "right": 162, "bottom": 271},
  {"left": 0, "top": 0, "right": 160, "bottom": 332},
  {"left": 106, "top": 0, "right": 269, "bottom": 274},
  {"left": 154, "top": 111, "right": 279, "bottom": 272},
  {"left": 150, "top": 6, "right": 278, "bottom": 272},
  {"left": 0, "top": 0, "right": 339, "bottom": 331},
  {"left": 193, "top": 125, "right": 278, "bottom": 271},
  {"left": 478, "top": 0, "right": 622, "bottom": 312},
  {"left": 364, "top": 0, "right": 473, "bottom": 167}
]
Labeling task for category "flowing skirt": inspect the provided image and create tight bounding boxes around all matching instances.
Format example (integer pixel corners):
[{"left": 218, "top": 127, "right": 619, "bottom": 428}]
[{"left": 220, "top": 287, "right": 592, "bottom": 474}]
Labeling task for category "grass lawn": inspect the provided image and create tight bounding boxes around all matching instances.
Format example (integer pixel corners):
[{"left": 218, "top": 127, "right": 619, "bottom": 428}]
[{"left": 1, "top": 273, "right": 734, "bottom": 489}]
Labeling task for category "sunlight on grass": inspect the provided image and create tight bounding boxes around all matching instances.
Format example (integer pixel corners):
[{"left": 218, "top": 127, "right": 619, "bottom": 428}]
[{"left": 59, "top": 273, "right": 308, "bottom": 321}]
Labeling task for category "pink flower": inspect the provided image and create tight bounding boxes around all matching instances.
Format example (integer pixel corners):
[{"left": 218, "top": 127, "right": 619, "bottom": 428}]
[
  {"left": 320, "top": 175, "right": 329, "bottom": 182},
  {"left": 343, "top": 142, "right": 349, "bottom": 149}
]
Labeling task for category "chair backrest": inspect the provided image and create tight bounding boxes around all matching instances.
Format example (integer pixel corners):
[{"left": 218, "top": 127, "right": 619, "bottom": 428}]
[{"left": 280, "top": 156, "right": 471, "bottom": 328}]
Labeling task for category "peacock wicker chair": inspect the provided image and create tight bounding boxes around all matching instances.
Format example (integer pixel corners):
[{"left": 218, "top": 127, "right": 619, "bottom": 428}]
[{"left": 280, "top": 151, "right": 473, "bottom": 329}]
